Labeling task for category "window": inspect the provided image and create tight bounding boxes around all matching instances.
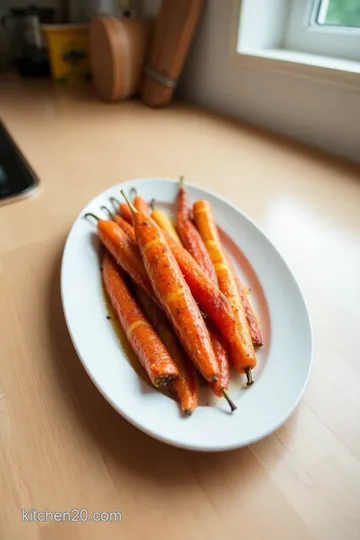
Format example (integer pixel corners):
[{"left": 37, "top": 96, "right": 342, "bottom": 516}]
[
  {"left": 235, "top": 0, "right": 360, "bottom": 87},
  {"left": 317, "top": 0, "right": 360, "bottom": 27},
  {"left": 285, "top": 0, "right": 360, "bottom": 61}
]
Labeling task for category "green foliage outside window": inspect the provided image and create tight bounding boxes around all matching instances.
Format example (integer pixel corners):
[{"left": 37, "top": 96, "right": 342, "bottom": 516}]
[{"left": 322, "top": 0, "right": 360, "bottom": 27}]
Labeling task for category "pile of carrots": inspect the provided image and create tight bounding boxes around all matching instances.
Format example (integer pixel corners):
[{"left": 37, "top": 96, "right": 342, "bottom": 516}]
[{"left": 85, "top": 179, "right": 262, "bottom": 416}]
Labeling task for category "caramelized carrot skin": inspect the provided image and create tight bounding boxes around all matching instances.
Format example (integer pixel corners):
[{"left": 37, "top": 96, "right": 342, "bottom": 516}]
[
  {"left": 136, "top": 288, "right": 198, "bottom": 414},
  {"left": 113, "top": 214, "right": 137, "bottom": 243},
  {"left": 118, "top": 203, "right": 133, "bottom": 223},
  {"left": 97, "top": 220, "right": 159, "bottom": 307},
  {"left": 111, "top": 215, "right": 239, "bottom": 348},
  {"left": 226, "top": 254, "right": 262, "bottom": 347},
  {"left": 133, "top": 212, "right": 219, "bottom": 383},
  {"left": 177, "top": 184, "right": 218, "bottom": 284},
  {"left": 161, "top": 229, "right": 237, "bottom": 343},
  {"left": 193, "top": 200, "right": 256, "bottom": 372},
  {"left": 102, "top": 252, "right": 179, "bottom": 386},
  {"left": 177, "top": 182, "right": 188, "bottom": 224},
  {"left": 178, "top": 219, "right": 218, "bottom": 284},
  {"left": 134, "top": 196, "right": 150, "bottom": 216},
  {"left": 151, "top": 209, "right": 182, "bottom": 245},
  {"left": 208, "top": 321, "right": 230, "bottom": 398}
]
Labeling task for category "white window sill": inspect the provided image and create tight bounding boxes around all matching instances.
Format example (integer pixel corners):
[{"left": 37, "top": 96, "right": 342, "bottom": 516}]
[{"left": 233, "top": 49, "right": 360, "bottom": 92}]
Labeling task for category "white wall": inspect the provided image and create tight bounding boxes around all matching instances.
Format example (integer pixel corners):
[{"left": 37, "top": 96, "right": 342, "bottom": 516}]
[{"left": 144, "top": 0, "right": 360, "bottom": 163}]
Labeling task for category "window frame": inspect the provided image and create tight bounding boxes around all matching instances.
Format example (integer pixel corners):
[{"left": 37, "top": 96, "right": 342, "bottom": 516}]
[
  {"left": 284, "top": 0, "right": 360, "bottom": 61},
  {"left": 231, "top": 0, "right": 360, "bottom": 91}
]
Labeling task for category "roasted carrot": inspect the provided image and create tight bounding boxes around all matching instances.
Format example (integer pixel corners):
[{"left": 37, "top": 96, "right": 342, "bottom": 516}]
[
  {"left": 177, "top": 177, "right": 218, "bottom": 285},
  {"left": 102, "top": 251, "right": 179, "bottom": 387},
  {"left": 130, "top": 188, "right": 151, "bottom": 215},
  {"left": 193, "top": 200, "right": 256, "bottom": 384},
  {"left": 150, "top": 199, "right": 182, "bottom": 245},
  {"left": 101, "top": 205, "right": 138, "bottom": 244},
  {"left": 176, "top": 180, "right": 235, "bottom": 408},
  {"left": 121, "top": 191, "right": 219, "bottom": 383},
  {"left": 114, "top": 214, "right": 137, "bottom": 243},
  {"left": 109, "top": 196, "right": 125, "bottom": 217},
  {"left": 84, "top": 213, "right": 160, "bottom": 307},
  {"left": 226, "top": 254, "right": 263, "bottom": 347},
  {"left": 119, "top": 202, "right": 133, "bottom": 223},
  {"left": 111, "top": 211, "right": 235, "bottom": 410},
  {"left": 109, "top": 214, "right": 241, "bottom": 351},
  {"left": 208, "top": 321, "right": 236, "bottom": 412},
  {"left": 177, "top": 176, "right": 189, "bottom": 224},
  {"left": 160, "top": 228, "right": 238, "bottom": 342},
  {"left": 135, "top": 287, "right": 198, "bottom": 415}
]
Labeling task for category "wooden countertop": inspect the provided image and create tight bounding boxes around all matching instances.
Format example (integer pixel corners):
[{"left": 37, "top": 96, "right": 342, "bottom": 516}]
[{"left": 1, "top": 77, "right": 360, "bottom": 540}]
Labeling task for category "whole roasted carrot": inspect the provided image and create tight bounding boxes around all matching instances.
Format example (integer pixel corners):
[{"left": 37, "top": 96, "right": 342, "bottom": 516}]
[
  {"left": 176, "top": 180, "right": 234, "bottom": 408},
  {"left": 131, "top": 188, "right": 151, "bottom": 215},
  {"left": 102, "top": 252, "right": 179, "bottom": 387},
  {"left": 121, "top": 191, "right": 219, "bottom": 383},
  {"left": 136, "top": 287, "right": 198, "bottom": 415},
  {"left": 160, "top": 228, "right": 238, "bottom": 343},
  {"left": 150, "top": 199, "right": 182, "bottom": 245},
  {"left": 109, "top": 214, "right": 241, "bottom": 349},
  {"left": 207, "top": 321, "right": 236, "bottom": 411},
  {"left": 177, "top": 177, "right": 218, "bottom": 284},
  {"left": 84, "top": 213, "right": 160, "bottom": 307},
  {"left": 226, "top": 254, "right": 262, "bottom": 347},
  {"left": 193, "top": 200, "right": 256, "bottom": 384},
  {"left": 111, "top": 212, "right": 236, "bottom": 410}
]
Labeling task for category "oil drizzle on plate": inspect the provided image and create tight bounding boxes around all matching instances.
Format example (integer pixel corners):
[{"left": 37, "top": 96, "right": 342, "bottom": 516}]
[
  {"left": 102, "top": 276, "right": 247, "bottom": 409},
  {"left": 102, "top": 282, "right": 174, "bottom": 401},
  {"left": 102, "top": 283, "right": 148, "bottom": 383}
]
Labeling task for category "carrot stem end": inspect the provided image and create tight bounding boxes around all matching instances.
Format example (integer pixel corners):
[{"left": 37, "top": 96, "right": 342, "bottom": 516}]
[
  {"left": 109, "top": 196, "right": 121, "bottom": 211},
  {"left": 222, "top": 388, "right": 237, "bottom": 413},
  {"left": 84, "top": 213, "right": 99, "bottom": 223},
  {"left": 100, "top": 205, "right": 114, "bottom": 220},
  {"left": 244, "top": 368, "right": 254, "bottom": 386},
  {"left": 121, "top": 190, "right": 137, "bottom": 214}
]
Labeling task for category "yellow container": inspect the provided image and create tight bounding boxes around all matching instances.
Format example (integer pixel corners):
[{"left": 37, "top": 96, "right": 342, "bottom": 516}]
[{"left": 42, "top": 24, "right": 90, "bottom": 83}]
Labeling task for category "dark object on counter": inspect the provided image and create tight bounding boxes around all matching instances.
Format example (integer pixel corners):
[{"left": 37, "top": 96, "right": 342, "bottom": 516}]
[
  {"left": 141, "top": 0, "right": 205, "bottom": 108},
  {"left": 1, "top": 4, "right": 55, "bottom": 77},
  {"left": 58, "top": 0, "right": 70, "bottom": 23},
  {"left": 0, "top": 121, "right": 39, "bottom": 206},
  {"left": 90, "top": 17, "right": 151, "bottom": 102}
]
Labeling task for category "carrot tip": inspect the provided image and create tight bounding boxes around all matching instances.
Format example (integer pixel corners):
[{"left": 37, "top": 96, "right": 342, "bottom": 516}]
[
  {"left": 184, "top": 409, "right": 193, "bottom": 417},
  {"left": 179, "top": 175, "right": 184, "bottom": 187},
  {"left": 150, "top": 198, "right": 156, "bottom": 211},
  {"left": 244, "top": 368, "right": 254, "bottom": 386},
  {"left": 130, "top": 187, "right": 138, "bottom": 199}
]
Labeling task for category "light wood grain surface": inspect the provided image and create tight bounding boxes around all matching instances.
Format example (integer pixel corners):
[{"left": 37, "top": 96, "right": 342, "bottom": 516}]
[{"left": 0, "top": 76, "right": 359, "bottom": 540}]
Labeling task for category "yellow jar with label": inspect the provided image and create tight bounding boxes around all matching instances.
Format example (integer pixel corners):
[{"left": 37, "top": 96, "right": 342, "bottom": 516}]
[{"left": 42, "top": 24, "right": 90, "bottom": 83}]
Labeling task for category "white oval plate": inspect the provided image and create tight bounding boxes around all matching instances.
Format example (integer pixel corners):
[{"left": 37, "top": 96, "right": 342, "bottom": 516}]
[{"left": 61, "top": 178, "right": 312, "bottom": 451}]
